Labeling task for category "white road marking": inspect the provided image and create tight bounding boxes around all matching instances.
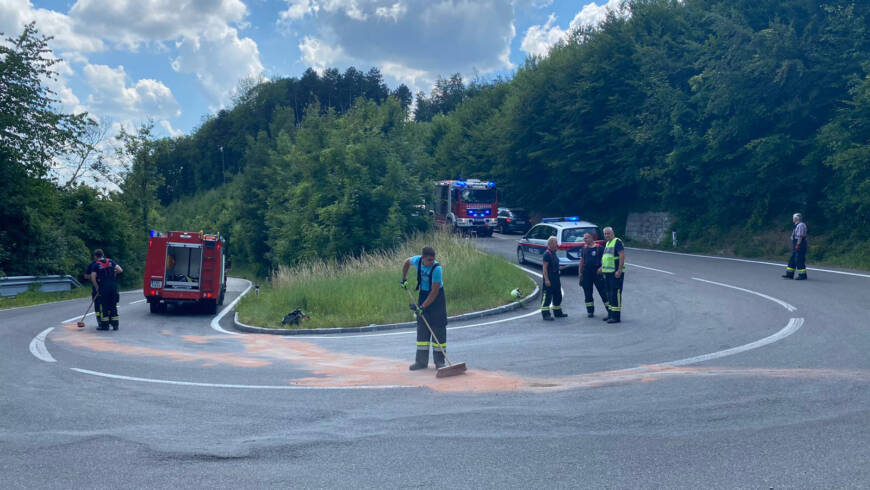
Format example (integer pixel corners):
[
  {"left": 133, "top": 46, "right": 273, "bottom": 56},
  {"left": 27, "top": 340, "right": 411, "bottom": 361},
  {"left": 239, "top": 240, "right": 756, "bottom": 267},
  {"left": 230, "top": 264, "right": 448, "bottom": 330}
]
[
  {"left": 61, "top": 312, "right": 94, "bottom": 324},
  {"left": 29, "top": 327, "right": 56, "bottom": 363},
  {"left": 69, "top": 368, "right": 408, "bottom": 390},
  {"left": 629, "top": 264, "right": 675, "bottom": 275},
  {"left": 663, "top": 317, "right": 805, "bottom": 366},
  {"left": 128, "top": 299, "right": 146, "bottom": 305},
  {"left": 692, "top": 277, "right": 797, "bottom": 312},
  {"left": 210, "top": 279, "right": 253, "bottom": 335},
  {"left": 628, "top": 247, "right": 870, "bottom": 278}
]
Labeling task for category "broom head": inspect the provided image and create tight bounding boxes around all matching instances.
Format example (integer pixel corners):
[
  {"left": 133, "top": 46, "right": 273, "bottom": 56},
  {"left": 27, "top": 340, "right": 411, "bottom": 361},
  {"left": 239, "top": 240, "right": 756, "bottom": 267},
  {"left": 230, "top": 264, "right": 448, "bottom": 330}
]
[{"left": 435, "top": 362, "right": 467, "bottom": 378}]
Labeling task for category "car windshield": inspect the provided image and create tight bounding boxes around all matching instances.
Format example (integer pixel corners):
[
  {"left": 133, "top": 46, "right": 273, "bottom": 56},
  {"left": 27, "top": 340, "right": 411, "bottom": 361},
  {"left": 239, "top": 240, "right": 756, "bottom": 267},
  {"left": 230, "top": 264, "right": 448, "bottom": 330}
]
[
  {"left": 510, "top": 209, "right": 529, "bottom": 219},
  {"left": 460, "top": 189, "right": 495, "bottom": 203},
  {"left": 561, "top": 227, "right": 602, "bottom": 243}
]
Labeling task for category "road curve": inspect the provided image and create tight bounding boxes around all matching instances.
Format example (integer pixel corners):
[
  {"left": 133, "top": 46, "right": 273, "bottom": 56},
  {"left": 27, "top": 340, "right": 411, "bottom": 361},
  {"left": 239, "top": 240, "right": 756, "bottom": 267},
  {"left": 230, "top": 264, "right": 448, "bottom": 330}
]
[{"left": 1, "top": 236, "right": 868, "bottom": 489}]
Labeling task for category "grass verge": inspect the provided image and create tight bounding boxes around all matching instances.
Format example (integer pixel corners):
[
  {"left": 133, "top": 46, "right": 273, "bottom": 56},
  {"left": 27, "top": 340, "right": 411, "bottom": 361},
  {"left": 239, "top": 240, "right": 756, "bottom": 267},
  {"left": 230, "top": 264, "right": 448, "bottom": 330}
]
[
  {"left": 0, "top": 284, "right": 93, "bottom": 310},
  {"left": 236, "top": 232, "right": 536, "bottom": 329}
]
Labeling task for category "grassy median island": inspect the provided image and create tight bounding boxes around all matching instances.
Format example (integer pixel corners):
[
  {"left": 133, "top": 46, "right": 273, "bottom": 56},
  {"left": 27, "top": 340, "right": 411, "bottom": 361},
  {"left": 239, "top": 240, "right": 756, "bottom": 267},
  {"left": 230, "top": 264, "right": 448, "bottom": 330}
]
[{"left": 236, "top": 233, "right": 536, "bottom": 329}]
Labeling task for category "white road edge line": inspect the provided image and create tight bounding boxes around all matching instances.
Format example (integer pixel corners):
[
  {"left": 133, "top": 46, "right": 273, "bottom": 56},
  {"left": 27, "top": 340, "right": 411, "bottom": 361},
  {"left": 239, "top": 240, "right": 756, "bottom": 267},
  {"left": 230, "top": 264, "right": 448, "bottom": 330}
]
[
  {"left": 692, "top": 277, "right": 797, "bottom": 312},
  {"left": 29, "top": 327, "right": 56, "bottom": 363},
  {"left": 629, "top": 264, "right": 675, "bottom": 275},
  {"left": 211, "top": 279, "right": 253, "bottom": 335},
  {"left": 628, "top": 247, "right": 870, "bottom": 279},
  {"left": 61, "top": 312, "right": 94, "bottom": 324},
  {"left": 69, "top": 368, "right": 409, "bottom": 390},
  {"left": 128, "top": 299, "right": 146, "bottom": 305},
  {"left": 663, "top": 318, "right": 805, "bottom": 366}
]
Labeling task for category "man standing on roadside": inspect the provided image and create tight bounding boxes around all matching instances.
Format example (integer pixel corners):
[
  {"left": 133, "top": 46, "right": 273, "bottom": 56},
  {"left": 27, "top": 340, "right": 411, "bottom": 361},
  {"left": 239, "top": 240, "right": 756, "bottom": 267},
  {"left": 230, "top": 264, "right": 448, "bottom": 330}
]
[
  {"left": 86, "top": 249, "right": 123, "bottom": 331},
  {"left": 541, "top": 236, "right": 567, "bottom": 321},
  {"left": 599, "top": 227, "right": 625, "bottom": 324},
  {"left": 783, "top": 213, "right": 808, "bottom": 280},
  {"left": 401, "top": 247, "right": 448, "bottom": 370},
  {"left": 579, "top": 232, "right": 608, "bottom": 318}
]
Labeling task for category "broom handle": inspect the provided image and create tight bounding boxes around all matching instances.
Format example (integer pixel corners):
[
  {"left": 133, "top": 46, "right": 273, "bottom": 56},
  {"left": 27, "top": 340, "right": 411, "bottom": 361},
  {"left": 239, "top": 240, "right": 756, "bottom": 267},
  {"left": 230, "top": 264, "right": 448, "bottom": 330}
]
[
  {"left": 405, "top": 286, "right": 453, "bottom": 367},
  {"left": 80, "top": 294, "right": 96, "bottom": 322}
]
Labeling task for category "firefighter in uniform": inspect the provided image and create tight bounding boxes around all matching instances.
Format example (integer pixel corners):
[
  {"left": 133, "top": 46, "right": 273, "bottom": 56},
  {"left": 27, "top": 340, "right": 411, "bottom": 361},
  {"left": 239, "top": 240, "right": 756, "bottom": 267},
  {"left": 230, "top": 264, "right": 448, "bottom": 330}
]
[
  {"left": 782, "top": 213, "right": 808, "bottom": 280},
  {"left": 579, "top": 232, "right": 608, "bottom": 318},
  {"left": 86, "top": 249, "right": 123, "bottom": 330},
  {"left": 599, "top": 227, "right": 625, "bottom": 324},
  {"left": 541, "top": 236, "right": 567, "bottom": 321},
  {"left": 401, "top": 247, "right": 448, "bottom": 370}
]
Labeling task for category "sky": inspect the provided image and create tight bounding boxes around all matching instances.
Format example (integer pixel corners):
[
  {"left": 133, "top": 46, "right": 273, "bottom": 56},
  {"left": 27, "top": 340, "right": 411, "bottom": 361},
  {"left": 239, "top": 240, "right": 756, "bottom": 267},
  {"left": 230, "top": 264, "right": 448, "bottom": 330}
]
[{"left": 2, "top": 0, "right": 621, "bottom": 140}]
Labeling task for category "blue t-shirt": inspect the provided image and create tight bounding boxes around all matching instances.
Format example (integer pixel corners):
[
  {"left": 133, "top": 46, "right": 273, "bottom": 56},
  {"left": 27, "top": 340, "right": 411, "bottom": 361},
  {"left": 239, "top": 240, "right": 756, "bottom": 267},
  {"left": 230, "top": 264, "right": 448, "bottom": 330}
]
[{"left": 410, "top": 255, "right": 444, "bottom": 292}]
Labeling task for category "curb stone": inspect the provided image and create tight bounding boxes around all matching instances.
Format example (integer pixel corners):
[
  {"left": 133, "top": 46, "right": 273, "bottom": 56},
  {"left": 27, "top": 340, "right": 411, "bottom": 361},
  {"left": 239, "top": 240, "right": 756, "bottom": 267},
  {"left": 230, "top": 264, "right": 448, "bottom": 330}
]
[{"left": 232, "top": 285, "right": 540, "bottom": 335}]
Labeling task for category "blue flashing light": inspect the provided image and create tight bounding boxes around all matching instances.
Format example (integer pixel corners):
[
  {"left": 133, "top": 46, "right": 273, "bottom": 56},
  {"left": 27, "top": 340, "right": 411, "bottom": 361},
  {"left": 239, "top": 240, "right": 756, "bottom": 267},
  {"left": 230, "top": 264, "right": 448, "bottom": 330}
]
[
  {"left": 149, "top": 230, "right": 157, "bottom": 237},
  {"left": 487, "top": 181, "right": 496, "bottom": 188},
  {"left": 454, "top": 181, "right": 467, "bottom": 189},
  {"left": 541, "top": 217, "right": 561, "bottom": 223},
  {"left": 564, "top": 216, "right": 580, "bottom": 222}
]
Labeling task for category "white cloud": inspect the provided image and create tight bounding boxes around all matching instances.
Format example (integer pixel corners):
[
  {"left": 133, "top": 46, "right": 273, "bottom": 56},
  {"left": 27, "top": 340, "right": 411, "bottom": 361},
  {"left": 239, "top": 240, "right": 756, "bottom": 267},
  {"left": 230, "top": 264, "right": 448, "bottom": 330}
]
[
  {"left": 171, "top": 26, "right": 264, "bottom": 105},
  {"left": 521, "top": 0, "right": 624, "bottom": 58},
  {"left": 83, "top": 64, "right": 181, "bottom": 120},
  {"left": 0, "top": 0, "right": 103, "bottom": 55},
  {"left": 568, "top": 0, "right": 624, "bottom": 31},
  {"left": 68, "top": 0, "right": 248, "bottom": 49},
  {"left": 283, "top": 0, "right": 515, "bottom": 95},
  {"left": 160, "top": 119, "right": 184, "bottom": 138},
  {"left": 521, "top": 14, "right": 566, "bottom": 57}
]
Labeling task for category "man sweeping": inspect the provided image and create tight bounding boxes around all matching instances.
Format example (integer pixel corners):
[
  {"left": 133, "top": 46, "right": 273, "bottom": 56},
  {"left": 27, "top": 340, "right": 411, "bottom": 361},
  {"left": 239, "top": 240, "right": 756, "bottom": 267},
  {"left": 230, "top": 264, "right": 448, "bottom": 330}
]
[
  {"left": 401, "top": 246, "right": 448, "bottom": 370},
  {"left": 86, "top": 249, "right": 123, "bottom": 331}
]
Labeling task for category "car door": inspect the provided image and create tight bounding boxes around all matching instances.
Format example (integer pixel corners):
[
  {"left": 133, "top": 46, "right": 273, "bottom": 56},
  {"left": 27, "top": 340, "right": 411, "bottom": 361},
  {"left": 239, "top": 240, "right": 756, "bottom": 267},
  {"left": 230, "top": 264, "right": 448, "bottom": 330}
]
[{"left": 526, "top": 225, "right": 552, "bottom": 264}]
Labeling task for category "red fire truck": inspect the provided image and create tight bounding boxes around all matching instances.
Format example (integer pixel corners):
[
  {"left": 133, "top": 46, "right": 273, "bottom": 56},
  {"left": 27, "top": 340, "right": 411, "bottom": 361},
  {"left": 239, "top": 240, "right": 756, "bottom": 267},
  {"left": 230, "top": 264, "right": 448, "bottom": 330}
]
[
  {"left": 143, "top": 231, "right": 227, "bottom": 314},
  {"left": 432, "top": 179, "right": 498, "bottom": 237}
]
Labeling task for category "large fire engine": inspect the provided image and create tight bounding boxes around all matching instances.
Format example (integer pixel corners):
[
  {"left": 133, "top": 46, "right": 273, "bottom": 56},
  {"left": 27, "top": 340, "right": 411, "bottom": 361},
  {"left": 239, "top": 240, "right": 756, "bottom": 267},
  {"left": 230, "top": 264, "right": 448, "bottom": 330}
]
[
  {"left": 432, "top": 179, "right": 498, "bottom": 237},
  {"left": 143, "top": 231, "right": 227, "bottom": 314}
]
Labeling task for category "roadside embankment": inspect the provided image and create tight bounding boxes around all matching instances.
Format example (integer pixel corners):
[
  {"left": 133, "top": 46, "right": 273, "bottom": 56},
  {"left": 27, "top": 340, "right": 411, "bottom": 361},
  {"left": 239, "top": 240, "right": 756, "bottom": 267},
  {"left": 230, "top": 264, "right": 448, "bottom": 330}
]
[{"left": 235, "top": 232, "right": 537, "bottom": 330}]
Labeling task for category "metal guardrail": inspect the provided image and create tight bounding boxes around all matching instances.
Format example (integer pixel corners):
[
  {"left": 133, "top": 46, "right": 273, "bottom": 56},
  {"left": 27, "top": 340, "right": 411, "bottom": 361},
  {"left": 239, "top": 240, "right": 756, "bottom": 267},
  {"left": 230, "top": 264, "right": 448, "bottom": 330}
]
[{"left": 0, "top": 275, "right": 83, "bottom": 297}]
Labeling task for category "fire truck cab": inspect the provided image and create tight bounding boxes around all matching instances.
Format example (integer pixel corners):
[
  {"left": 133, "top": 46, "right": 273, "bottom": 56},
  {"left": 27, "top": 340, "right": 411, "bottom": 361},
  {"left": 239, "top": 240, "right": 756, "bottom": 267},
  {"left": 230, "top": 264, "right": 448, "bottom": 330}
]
[
  {"left": 143, "top": 231, "right": 227, "bottom": 314},
  {"left": 432, "top": 179, "right": 498, "bottom": 237}
]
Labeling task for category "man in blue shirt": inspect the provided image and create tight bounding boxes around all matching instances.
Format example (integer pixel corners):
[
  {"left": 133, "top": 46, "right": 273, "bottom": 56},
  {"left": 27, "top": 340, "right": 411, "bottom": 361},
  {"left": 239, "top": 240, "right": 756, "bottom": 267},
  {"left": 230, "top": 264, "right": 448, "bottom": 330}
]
[{"left": 401, "top": 246, "right": 448, "bottom": 370}]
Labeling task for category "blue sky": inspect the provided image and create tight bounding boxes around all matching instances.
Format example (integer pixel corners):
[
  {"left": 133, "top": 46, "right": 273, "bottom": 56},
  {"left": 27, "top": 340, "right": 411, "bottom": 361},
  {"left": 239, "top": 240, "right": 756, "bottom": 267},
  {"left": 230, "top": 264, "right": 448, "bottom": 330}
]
[{"left": 3, "top": 1, "right": 619, "bottom": 138}]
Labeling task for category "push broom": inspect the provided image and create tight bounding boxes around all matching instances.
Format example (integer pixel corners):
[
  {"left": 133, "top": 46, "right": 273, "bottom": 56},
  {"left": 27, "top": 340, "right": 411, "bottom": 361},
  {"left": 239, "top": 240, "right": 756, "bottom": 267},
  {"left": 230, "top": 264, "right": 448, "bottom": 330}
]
[
  {"left": 403, "top": 285, "right": 467, "bottom": 378},
  {"left": 76, "top": 294, "right": 97, "bottom": 328}
]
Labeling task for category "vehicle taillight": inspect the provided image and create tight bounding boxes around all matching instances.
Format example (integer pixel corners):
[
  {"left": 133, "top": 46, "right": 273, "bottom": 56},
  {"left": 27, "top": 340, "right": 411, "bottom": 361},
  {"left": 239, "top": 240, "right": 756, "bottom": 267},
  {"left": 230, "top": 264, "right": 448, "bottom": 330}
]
[{"left": 506, "top": 218, "right": 511, "bottom": 223}]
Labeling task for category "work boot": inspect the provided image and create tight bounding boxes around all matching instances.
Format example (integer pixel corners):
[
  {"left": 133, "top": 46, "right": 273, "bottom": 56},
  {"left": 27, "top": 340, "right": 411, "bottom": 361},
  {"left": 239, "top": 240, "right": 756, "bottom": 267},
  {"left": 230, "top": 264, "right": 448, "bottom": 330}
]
[
  {"left": 542, "top": 316, "right": 554, "bottom": 321},
  {"left": 553, "top": 310, "right": 568, "bottom": 318},
  {"left": 781, "top": 274, "right": 793, "bottom": 279},
  {"left": 409, "top": 350, "right": 428, "bottom": 370},
  {"left": 433, "top": 350, "right": 446, "bottom": 369},
  {"left": 96, "top": 325, "right": 109, "bottom": 331},
  {"left": 796, "top": 276, "right": 807, "bottom": 281},
  {"left": 607, "top": 312, "right": 621, "bottom": 324},
  {"left": 587, "top": 311, "right": 594, "bottom": 318}
]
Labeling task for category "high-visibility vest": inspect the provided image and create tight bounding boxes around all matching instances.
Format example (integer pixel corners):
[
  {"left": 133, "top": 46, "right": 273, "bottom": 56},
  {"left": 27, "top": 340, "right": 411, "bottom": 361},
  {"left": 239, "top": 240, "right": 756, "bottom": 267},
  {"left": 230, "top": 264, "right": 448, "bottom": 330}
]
[{"left": 601, "top": 238, "right": 622, "bottom": 273}]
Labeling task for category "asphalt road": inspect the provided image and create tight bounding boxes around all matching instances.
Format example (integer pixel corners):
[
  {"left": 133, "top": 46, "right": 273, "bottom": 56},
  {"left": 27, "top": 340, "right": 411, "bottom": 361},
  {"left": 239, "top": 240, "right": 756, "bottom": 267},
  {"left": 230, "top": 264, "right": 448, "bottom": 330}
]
[{"left": 2, "top": 234, "right": 868, "bottom": 489}]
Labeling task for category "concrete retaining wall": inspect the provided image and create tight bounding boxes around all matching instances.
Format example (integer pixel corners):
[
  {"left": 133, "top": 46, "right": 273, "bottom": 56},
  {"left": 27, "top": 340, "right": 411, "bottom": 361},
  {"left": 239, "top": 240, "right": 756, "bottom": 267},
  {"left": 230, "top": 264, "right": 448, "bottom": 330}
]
[{"left": 625, "top": 212, "right": 674, "bottom": 245}]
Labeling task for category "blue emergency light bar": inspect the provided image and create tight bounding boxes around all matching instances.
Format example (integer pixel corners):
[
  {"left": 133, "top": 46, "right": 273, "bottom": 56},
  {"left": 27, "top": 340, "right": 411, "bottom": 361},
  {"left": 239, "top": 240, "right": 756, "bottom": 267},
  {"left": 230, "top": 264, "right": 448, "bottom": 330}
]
[
  {"left": 454, "top": 181, "right": 467, "bottom": 188},
  {"left": 541, "top": 216, "right": 581, "bottom": 223},
  {"left": 149, "top": 230, "right": 157, "bottom": 237},
  {"left": 487, "top": 181, "right": 496, "bottom": 188}
]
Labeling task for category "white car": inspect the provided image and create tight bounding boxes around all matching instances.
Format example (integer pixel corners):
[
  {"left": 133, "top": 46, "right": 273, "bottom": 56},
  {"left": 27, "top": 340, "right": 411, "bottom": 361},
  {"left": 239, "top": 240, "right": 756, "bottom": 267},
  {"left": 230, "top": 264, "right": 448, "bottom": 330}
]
[{"left": 516, "top": 217, "right": 604, "bottom": 270}]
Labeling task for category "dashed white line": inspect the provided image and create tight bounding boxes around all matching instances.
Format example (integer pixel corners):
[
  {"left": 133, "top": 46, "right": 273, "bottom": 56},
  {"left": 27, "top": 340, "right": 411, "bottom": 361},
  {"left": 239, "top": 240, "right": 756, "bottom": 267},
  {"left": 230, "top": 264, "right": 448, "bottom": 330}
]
[
  {"left": 629, "top": 264, "right": 675, "bottom": 275},
  {"left": 29, "top": 327, "right": 56, "bottom": 363},
  {"left": 692, "top": 277, "right": 797, "bottom": 312}
]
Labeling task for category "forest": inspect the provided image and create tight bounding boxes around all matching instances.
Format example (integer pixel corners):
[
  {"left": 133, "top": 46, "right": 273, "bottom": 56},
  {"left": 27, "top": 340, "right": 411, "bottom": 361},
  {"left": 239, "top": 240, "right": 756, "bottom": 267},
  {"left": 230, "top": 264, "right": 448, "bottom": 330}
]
[{"left": 2, "top": 0, "right": 869, "bottom": 282}]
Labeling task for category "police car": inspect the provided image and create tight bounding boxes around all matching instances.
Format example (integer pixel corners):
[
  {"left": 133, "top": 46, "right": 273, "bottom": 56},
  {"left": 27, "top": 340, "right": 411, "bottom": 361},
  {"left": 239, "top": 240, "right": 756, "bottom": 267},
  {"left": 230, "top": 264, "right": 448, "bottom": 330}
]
[{"left": 517, "top": 217, "right": 604, "bottom": 270}]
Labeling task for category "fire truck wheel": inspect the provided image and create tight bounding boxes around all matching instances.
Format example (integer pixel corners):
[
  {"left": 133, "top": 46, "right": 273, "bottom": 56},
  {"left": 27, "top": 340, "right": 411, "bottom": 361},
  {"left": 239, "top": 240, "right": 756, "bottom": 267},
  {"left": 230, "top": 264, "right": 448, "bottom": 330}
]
[
  {"left": 203, "top": 299, "right": 218, "bottom": 315},
  {"left": 149, "top": 301, "right": 167, "bottom": 314}
]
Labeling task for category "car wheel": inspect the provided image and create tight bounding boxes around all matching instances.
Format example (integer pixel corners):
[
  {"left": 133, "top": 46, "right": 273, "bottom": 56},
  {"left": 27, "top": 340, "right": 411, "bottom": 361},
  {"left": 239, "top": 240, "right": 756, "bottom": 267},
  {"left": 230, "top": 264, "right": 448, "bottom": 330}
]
[{"left": 517, "top": 247, "right": 526, "bottom": 265}]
